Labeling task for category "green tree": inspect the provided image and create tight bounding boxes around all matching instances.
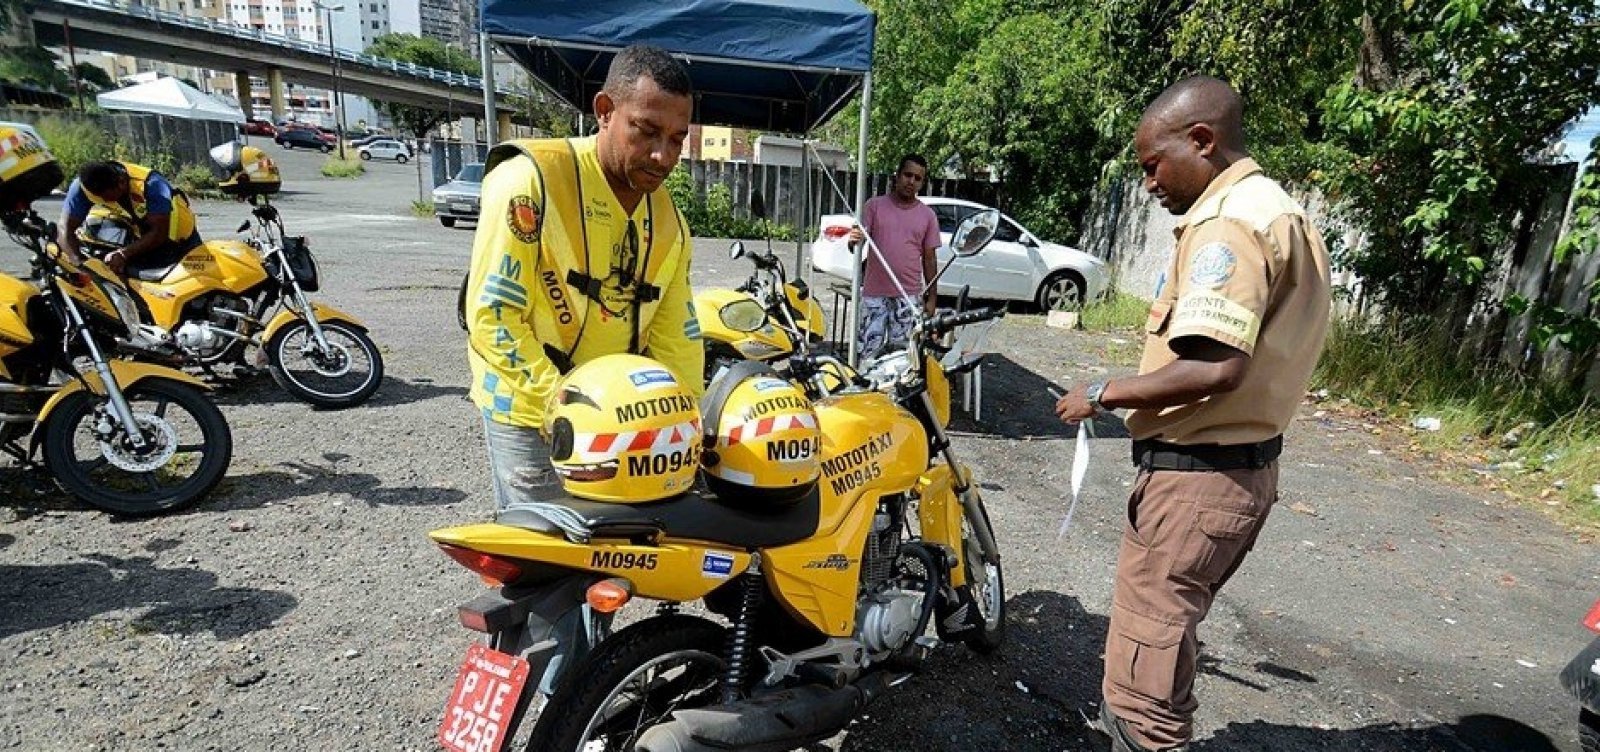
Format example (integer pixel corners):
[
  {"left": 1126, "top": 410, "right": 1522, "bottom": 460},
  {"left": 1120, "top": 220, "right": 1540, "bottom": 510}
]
[
  {"left": 71, "top": 63, "right": 115, "bottom": 92},
  {"left": 0, "top": 45, "right": 69, "bottom": 91},
  {"left": 364, "top": 33, "right": 480, "bottom": 139}
]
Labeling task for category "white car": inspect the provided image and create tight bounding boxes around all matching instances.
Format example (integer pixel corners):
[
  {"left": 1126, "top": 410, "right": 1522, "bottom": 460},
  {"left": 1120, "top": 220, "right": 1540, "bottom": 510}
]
[
  {"left": 812, "top": 196, "right": 1110, "bottom": 310},
  {"left": 357, "top": 139, "right": 412, "bottom": 163}
]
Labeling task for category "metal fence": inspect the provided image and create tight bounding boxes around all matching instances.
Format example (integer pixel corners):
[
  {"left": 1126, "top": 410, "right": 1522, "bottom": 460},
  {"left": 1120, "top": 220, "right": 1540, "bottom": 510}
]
[{"left": 2, "top": 108, "right": 240, "bottom": 173}]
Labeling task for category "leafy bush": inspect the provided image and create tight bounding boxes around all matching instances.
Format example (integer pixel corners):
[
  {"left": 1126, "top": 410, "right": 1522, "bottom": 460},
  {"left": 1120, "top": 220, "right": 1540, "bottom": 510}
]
[
  {"left": 665, "top": 167, "right": 801, "bottom": 241},
  {"left": 1080, "top": 292, "right": 1147, "bottom": 331},
  {"left": 173, "top": 164, "right": 217, "bottom": 194},
  {"left": 320, "top": 157, "right": 365, "bottom": 179},
  {"left": 32, "top": 116, "right": 113, "bottom": 186}
]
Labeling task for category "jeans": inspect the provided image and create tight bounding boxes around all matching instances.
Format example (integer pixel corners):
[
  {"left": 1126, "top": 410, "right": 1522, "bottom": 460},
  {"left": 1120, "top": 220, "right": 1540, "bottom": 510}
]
[{"left": 481, "top": 415, "right": 561, "bottom": 512}]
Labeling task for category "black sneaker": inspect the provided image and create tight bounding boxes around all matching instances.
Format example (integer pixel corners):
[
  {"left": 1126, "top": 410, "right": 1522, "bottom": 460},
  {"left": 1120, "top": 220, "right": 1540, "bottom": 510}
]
[{"left": 1096, "top": 703, "right": 1188, "bottom": 752}]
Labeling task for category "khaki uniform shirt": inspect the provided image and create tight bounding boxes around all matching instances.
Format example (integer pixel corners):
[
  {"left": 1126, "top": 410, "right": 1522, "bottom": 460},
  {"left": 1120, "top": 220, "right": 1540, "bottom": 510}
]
[{"left": 1125, "top": 158, "right": 1332, "bottom": 445}]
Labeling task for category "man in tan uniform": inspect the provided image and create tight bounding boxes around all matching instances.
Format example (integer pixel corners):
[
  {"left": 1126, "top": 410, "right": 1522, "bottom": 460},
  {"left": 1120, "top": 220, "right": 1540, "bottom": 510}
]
[{"left": 1055, "top": 76, "right": 1331, "bottom": 751}]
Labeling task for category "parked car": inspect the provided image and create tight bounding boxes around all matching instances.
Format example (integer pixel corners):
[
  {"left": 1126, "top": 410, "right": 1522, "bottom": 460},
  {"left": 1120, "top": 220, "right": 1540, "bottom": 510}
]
[
  {"left": 812, "top": 196, "right": 1110, "bottom": 310},
  {"left": 243, "top": 119, "right": 276, "bottom": 137},
  {"left": 432, "top": 162, "right": 483, "bottom": 228},
  {"left": 349, "top": 134, "right": 389, "bottom": 149},
  {"left": 357, "top": 138, "right": 412, "bottom": 163},
  {"left": 275, "top": 128, "right": 332, "bottom": 152}
]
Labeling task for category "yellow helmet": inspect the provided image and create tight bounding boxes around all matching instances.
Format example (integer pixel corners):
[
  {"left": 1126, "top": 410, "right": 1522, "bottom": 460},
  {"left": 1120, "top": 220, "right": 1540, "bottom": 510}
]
[
  {"left": 211, "top": 141, "right": 281, "bottom": 196},
  {"left": 0, "top": 123, "right": 63, "bottom": 211},
  {"left": 544, "top": 354, "right": 702, "bottom": 504},
  {"left": 700, "top": 362, "right": 821, "bottom": 506}
]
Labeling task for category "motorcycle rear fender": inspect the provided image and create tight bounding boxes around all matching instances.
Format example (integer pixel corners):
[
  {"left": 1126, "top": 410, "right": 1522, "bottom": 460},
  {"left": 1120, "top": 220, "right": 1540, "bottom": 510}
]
[
  {"left": 915, "top": 464, "right": 970, "bottom": 586},
  {"left": 32, "top": 362, "right": 210, "bottom": 452},
  {"left": 262, "top": 303, "right": 366, "bottom": 342},
  {"left": 429, "top": 523, "right": 754, "bottom": 603},
  {"left": 1561, "top": 634, "right": 1600, "bottom": 714},
  {"left": 462, "top": 577, "right": 610, "bottom": 701}
]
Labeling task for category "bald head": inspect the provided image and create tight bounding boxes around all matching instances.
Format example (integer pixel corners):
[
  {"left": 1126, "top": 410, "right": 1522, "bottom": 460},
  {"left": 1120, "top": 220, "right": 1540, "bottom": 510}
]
[
  {"left": 1132, "top": 76, "right": 1249, "bottom": 215},
  {"left": 1139, "top": 76, "right": 1245, "bottom": 152}
]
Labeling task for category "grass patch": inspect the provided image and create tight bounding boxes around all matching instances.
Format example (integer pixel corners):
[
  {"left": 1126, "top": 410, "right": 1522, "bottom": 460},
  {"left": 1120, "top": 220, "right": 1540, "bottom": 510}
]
[
  {"left": 410, "top": 199, "right": 433, "bottom": 218},
  {"left": 1313, "top": 315, "right": 1600, "bottom": 525},
  {"left": 320, "top": 157, "right": 365, "bottom": 179},
  {"left": 1081, "top": 291, "right": 1148, "bottom": 331}
]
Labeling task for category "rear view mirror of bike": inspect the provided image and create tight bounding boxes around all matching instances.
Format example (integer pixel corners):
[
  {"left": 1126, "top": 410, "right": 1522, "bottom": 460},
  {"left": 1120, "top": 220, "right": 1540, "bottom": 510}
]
[
  {"left": 728, "top": 241, "right": 746, "bottom": 260},
  {"left": 951, "top": 209, "right": 1000, "bottom": 257},
  {"left": 237, "top": 221, "right": 251, "bottom": 233}
]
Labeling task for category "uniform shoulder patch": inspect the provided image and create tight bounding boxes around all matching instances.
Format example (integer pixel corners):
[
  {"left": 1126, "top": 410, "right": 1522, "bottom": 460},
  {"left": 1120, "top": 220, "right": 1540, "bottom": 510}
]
[
  {"left": 1188, "top": 242, "right": 1236, "bottom": 289},
  {"left": 508, "top": 195, "right": 541, "bottom": 243}
]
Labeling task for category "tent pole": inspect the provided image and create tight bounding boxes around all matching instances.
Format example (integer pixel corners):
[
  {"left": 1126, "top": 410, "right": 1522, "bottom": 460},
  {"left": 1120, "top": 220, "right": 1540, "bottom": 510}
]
[
  {"left": 797, "top": 131, "right": 810, "bottom": 279},
  {"left": 481, "top": 32, "right": 498, "bottom": 145},
  {"left": 848, "top": 70, "right": 872, "bottom": 368}
]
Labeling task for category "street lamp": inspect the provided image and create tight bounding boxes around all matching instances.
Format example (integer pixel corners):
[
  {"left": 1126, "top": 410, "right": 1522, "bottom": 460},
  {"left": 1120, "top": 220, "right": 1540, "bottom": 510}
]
[{"left": 313, "top": 1, "right": 347, "bottom": 160}]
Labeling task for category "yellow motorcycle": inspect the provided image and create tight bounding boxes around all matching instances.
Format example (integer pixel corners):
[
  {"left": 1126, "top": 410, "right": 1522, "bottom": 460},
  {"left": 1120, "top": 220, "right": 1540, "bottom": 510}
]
[
  {"left": 427, "top": 212, "right": 1005, "bottom": 752},
  {"left": 2, "top": 209, "right": 232, "bottom": 515},
  {"left": 79, "top": 196, "right": 383, "bottom": 409}
]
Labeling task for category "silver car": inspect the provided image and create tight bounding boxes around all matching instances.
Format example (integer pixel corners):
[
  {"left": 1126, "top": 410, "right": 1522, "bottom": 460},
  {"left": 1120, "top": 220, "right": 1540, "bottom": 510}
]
[
  {"left": 812, "top": 196, "right": 1110, "bottom": 310},
  {"left": 432, "top": 163, "right": 483, "bottom": 228}
]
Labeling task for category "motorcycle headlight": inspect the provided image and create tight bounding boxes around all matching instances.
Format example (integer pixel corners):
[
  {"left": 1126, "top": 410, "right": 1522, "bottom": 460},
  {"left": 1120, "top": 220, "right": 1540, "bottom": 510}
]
[
  {"left": 718, "top": 299, "right": 767, "bottom": 333},
  {"left": 100, "top": 280, "right": 144, "bottom": 340}
]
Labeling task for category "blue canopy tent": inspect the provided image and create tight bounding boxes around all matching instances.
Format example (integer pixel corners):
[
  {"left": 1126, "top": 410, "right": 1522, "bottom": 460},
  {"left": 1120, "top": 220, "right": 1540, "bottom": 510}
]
[{"left": 476, "top": 0, "right": 880, "bottom": 363}]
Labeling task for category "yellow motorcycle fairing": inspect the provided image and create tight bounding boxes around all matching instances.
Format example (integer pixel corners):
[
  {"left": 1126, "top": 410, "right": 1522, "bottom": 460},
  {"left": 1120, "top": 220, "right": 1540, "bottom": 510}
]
[
  {"left": 914, "top": 464, "right": 972, "bottom": 587},
  {"left": 428, "top": 523, "right": 754, "bottom": 603},
  {"left": 762, "top": 390, "right": 931, "bottom": 636},
  {"left": 130, "top": 240, "right": 269, "bottom": 329},
  {"left": 694, "top": 288, "right": 794, "bottom": 361},
  {"left": 35, "top": 360, "right": 210, "bottom": 425},
  {"left": 262, "top": 303, "right": 367, "bottom": 342},
  {"left": 0, "top": 272, "right": 38, "bottom": 360},
  {"left": 925, "top": 355, "right": 953, "bottom": 428}
]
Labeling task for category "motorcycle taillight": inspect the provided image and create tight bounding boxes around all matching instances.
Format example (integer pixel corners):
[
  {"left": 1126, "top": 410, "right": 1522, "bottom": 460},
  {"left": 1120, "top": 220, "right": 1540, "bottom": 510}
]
[
  {"left": 1584, "top": 598, "right": 1600, "bottom": 633},
  {"left": 438, "top": 543, "right": 524, "bottom": 587}
]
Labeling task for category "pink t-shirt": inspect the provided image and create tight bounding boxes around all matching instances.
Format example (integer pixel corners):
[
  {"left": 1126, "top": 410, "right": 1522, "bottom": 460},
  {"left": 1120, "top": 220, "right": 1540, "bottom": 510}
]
[{"left": 860, "top": 195, "right": 940, "bottom": 298}]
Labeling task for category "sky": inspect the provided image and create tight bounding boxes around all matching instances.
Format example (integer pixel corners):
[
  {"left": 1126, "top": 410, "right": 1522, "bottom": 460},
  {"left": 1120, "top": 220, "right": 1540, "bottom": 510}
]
[{"left": 1559, "top": 108, "right": 1600, "bottom": 166}]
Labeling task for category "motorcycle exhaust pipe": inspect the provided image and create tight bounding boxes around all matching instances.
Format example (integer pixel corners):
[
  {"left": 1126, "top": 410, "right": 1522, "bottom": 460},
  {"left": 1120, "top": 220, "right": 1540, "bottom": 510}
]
[{"left": 633, "top": 670, "right": 901, "bottom": 752}]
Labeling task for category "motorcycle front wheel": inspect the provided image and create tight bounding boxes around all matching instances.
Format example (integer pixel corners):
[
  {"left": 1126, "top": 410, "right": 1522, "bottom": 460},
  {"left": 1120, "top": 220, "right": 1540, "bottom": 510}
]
[
  {"left": 42, "top": 378, "right": 233, "bottom": 516},
  {"left": 960, "top": 500, "right": 1006, "bottom": 653},
  {"left": 266, "top": 319, "right": 384, "bottom": 409},
  {"left": 525, "top": 614, "right": 726, "bottom": 751}
]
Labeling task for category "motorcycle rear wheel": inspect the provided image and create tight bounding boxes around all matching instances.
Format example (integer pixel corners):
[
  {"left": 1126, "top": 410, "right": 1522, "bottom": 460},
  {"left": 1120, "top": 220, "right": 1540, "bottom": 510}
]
[
  {"left": 266, "top": 319, "right": 384, "bottom": 408},
  {"left": 42, "top": 378, "right": 232, "bottom": 516},
  {"left": 525, "top": 614, "right": 726, "bottom": 752}
]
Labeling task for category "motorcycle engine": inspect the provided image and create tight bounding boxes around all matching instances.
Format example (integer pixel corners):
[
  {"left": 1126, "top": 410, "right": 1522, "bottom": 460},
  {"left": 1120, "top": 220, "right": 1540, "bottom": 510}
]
[
  {"left": 853, "top": 500, "right": 930, "bottom": 657},
  {"left": 176, "top": 295, "right": 252, "bottom": 360}
]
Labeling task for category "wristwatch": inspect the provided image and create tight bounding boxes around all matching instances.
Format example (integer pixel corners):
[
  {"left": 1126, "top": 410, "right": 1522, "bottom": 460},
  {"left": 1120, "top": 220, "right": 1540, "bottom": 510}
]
[{"left": 1086, "top": 381, "right": 1109, "bottom": 414}]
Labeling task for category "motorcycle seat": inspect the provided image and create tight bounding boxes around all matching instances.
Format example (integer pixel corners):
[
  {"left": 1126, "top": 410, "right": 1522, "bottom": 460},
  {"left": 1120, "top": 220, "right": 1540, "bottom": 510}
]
[
  {"left": 126, "top": 260, "right": 179, "bottom": 282},
  {"left": 497, "top": 485, "right": 821, "bottom": 550}
]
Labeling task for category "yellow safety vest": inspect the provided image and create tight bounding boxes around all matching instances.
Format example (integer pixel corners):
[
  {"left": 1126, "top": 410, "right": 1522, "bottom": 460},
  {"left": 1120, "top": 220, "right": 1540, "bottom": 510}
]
[{"left": 82, "top": 162, "right": 199, "bottom": 248}]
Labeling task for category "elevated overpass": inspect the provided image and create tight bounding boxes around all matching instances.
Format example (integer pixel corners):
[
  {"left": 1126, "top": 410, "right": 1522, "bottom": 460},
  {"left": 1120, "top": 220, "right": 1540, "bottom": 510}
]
[{"left": 26, "top": 0, "right": 513, "bottom": 124}]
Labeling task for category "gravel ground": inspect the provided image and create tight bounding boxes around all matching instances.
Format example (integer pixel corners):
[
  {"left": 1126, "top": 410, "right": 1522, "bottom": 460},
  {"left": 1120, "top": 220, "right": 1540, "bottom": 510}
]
[{"left": 0, "top": 143, "right": 1593, "bottom": 751}]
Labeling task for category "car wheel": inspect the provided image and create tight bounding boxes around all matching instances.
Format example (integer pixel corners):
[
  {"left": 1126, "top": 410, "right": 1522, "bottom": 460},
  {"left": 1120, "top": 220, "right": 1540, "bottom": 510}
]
[
  {"left": 359, "top": 151, "right": 371, "bottom": 161},
  {"left": 279, "top": 141, "right": 291, "bottom": 149},
  {"left": 440, "top": 216, "right": 456, "bottom": 228},
  {"left": 321, "top": 144, "right": 332, "bottom": 153},
  {"left": 396, "top": 154, "right": 408, "bottom": 164},
  {"left": 1036, "top": 270, "right": 1086, "bottom": 312}
]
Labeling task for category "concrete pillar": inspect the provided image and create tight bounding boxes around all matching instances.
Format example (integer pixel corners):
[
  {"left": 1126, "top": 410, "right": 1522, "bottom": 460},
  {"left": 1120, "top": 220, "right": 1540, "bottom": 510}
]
[
  {"left": 235, "top": 71, "right": 253, "bottom": 120},
  {"left": 267, "top": 68, "right": 287, "bottom": 122},
  {"left": 496, "top": 111, "right": 512, "bottom": 140}
]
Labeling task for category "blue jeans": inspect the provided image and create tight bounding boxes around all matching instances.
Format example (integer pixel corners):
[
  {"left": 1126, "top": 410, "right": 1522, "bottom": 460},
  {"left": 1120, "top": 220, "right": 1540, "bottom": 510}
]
[{"left": 481, "top": 415, "right": 561, "bottom": 513}]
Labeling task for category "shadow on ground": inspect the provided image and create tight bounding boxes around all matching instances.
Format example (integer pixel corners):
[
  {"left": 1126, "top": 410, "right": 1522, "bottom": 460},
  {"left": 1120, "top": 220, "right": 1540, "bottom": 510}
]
[
  {"left": 210, "top": 375, "right": 466, "bottom": 409},
  {"left": 210, "top": 453, "right": 469, "bottom": 510},
  {"left": 947, "top": 354, "right": 1130, "bottom": 440}
]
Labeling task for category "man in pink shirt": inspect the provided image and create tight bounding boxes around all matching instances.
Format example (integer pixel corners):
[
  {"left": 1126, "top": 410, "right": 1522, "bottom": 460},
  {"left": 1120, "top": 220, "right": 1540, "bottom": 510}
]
[{"left": 848, "top": 154, "right": 941, "bottom": 358}]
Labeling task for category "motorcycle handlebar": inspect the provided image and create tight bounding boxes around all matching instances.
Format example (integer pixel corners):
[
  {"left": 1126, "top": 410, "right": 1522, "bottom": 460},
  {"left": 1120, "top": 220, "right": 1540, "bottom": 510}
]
[{"left": 926, "top": 306, "right": 1004, "bottom": 336}]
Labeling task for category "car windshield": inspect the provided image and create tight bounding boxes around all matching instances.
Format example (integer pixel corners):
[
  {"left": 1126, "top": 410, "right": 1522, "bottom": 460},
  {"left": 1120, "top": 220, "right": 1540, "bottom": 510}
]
[{"left": 455, "top": 164, "right": 484, "bottom": 183}]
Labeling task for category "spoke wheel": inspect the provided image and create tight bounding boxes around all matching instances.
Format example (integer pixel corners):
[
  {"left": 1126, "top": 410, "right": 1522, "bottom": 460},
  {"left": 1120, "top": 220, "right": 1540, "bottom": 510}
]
[
  {"left": 527, "top": 615, "right": 726, "bottom": 752},
  {"left": 959, "top": 501, "right": 1006, "bottom": 653}
]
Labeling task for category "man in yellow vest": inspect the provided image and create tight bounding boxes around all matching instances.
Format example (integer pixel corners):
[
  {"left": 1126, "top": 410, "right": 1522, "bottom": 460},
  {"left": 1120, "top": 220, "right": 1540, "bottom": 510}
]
[
  {"left": 56, "top": 161, "right": 202, "bottom": 275},
  {"left": 466, "top": 44, "right": 703, "bottom": 511}
]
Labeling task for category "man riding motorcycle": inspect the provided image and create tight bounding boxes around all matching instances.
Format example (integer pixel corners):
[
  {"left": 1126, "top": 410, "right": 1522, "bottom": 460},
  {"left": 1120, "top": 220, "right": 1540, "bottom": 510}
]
[{"left": 465, "top": 44, "right": 703, "bottom": 511}]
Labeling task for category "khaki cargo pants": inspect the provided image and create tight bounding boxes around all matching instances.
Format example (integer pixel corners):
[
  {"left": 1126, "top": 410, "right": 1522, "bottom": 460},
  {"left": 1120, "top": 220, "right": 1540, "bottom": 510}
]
[{"left": 1102, "top": 464, "right": 1278, "bottom": 750}]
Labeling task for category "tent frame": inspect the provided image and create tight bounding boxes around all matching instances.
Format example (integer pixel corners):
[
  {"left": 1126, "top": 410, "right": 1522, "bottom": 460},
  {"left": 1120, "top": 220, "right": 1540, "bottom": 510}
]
[{"left": 478, "top": 24, "right": 877, "bottom": 367}]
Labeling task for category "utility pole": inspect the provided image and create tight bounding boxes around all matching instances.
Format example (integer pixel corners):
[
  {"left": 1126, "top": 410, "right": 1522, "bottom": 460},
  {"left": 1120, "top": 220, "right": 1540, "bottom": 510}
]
[
  {"left": 314, "top": 1, "right": 347, "bottom": 160},
  {"left": 63, "top": 20, "right": 85, "bottom": 111}
]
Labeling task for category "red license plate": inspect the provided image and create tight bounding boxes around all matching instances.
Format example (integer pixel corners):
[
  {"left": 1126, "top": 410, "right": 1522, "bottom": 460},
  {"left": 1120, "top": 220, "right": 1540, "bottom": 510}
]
[{"left": 438, "top": 643, "right": 531, "bottom": 752}]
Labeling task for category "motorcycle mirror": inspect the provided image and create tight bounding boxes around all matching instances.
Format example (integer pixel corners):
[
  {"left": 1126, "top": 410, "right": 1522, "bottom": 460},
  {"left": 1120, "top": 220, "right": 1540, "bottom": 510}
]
[
  {"left": 237, "top": 221, "right": 251, "bottom": 233},
  {"left": 728, "top": 241, "right": 746, "bottom": 260},
  {"left": 951, "top": 209, "right": 1000, "bottom": 258},
  {"left": 750, "top": 192, "right": 767, "bottom": 221}
]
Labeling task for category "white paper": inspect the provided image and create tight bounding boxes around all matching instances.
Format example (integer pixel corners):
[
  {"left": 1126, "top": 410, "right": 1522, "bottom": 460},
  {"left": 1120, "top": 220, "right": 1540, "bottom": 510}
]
[{"left": 1057, "top": 421, "right": 1090, "bottom": 538}]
